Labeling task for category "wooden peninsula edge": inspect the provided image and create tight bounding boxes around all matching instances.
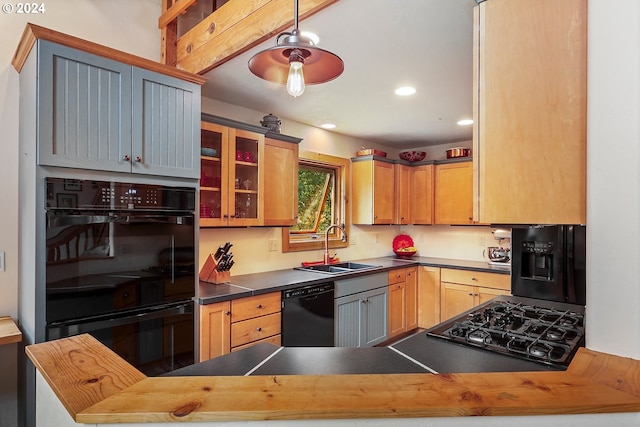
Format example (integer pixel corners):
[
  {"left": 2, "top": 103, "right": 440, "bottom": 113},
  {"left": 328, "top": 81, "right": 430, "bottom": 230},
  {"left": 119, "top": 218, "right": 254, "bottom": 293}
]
[{"left": 26, "top": 334, "right": 640, "bottom": 424}]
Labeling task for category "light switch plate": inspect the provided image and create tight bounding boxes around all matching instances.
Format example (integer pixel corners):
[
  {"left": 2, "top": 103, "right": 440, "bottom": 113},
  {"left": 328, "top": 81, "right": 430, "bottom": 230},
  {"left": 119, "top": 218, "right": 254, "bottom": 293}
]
[
  {"left": 268, "top": 239, "right": 278, "bottom": 251},
  {"left": 0, "top": 251, "right": 5, "bottom": 272}
]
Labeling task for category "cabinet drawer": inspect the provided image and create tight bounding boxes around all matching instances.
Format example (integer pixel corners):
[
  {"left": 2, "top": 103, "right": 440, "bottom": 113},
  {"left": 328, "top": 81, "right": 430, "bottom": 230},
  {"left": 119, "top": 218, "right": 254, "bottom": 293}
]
[
  {"left": 441, "top": 268, "right": 510, "bottom": 291},
  {"left": 231, "top": 312, "right": 281, "bottom": 348},
  {"left": 231, "top": 292, "right": 281, "bottom": 322},
  {"left": 388, "top": 269, "right": 406, "bottom": 285},
  {"left": 232, "top": 334, "right": 281, "bottom": 352}
]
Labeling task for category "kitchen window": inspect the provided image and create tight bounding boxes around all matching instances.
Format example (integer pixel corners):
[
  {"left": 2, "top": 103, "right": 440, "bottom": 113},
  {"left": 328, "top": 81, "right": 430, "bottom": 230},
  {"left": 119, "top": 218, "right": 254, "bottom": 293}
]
[{"left": 282, "top": 152, "right": 350, "bottom": 253}]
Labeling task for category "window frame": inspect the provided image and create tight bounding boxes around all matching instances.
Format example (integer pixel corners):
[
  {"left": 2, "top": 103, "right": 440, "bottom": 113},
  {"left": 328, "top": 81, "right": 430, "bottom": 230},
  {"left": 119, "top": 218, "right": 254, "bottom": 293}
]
[{"left": 281, "top": 151, "right": 350, "bottom": 253}]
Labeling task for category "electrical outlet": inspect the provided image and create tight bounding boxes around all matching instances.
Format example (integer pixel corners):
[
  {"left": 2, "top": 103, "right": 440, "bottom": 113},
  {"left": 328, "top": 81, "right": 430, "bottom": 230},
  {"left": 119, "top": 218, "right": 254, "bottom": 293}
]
[
  {"left": 121, "top": 244, "right": 133, "bottom": 254},
  {"left": 419, "top": 233, "right": 425, "bottom": 243},
  {"left": 375, "top": 233, "right": 379, "bottom": 244},
  {"left": 268, "top": 239, "right": 278, "bottom": 251},
  {"left": 350, "top": 235, "right": 357, "bottom": 245},
  {"left": 0, "top": 251, "right": 4, "bottom": 272},
  {"left": 479, "top": 237, "right": 486, "bottom": 247}
]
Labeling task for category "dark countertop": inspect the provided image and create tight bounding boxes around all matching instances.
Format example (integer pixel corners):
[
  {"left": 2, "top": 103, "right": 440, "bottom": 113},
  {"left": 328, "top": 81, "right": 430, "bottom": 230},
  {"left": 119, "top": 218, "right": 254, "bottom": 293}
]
[
  {"left": 166, "top": 330, "right": 556, "bottom": 377},
  {"left": 198, "top": 256, "right": 510, "bottom": 305}
]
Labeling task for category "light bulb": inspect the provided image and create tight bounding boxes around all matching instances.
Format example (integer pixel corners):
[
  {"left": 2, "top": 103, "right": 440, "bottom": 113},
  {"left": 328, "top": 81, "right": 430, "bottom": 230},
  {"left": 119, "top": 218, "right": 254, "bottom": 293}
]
[{"left": 286, "top": 61, "right": 305, "bottom": 97}]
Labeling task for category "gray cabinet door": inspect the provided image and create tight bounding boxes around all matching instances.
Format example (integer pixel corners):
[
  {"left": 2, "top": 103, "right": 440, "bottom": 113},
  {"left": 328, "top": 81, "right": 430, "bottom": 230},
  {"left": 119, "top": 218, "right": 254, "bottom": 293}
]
[
  {"left": 335, "top": 286, "right": 388, "bottom": 347},
  {"left": 37, "top": 40, "right": 132, "bottom": 172},
  {"left": 362, "top": 287, "right": 388, "bottom": 347},
  {"left": 132, "top": 68, "right": 200, "bottom": 179},
  {"left": 335, "top": 293, "right": 361, "bottom": 347}
]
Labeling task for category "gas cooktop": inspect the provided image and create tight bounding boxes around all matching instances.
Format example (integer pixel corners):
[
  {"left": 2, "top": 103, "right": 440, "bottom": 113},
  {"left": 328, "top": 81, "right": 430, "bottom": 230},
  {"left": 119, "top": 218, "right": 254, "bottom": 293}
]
[{"left": 426, "top": 295, "right": 585, "bottom": 368}]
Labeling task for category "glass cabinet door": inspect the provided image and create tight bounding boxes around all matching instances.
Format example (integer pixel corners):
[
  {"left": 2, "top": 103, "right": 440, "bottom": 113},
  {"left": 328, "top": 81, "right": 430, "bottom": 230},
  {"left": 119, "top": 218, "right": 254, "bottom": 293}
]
[
  {"left": 200, "top": 122, "right": 227, "bottom": 226},
  {"left": 229, "top": 129, "right": 263, "bottom": 226}
]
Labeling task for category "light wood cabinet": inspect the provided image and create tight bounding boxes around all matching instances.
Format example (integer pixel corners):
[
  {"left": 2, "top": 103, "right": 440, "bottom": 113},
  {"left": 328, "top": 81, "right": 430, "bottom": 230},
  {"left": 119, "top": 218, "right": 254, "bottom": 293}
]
[
  {"left": 411, "top": 164, "right": 434, "bottom": 225},
  {"left": 434, "top": 161, "right": 473, "bottom": 225},
  {"left": 352, "top": 159, "right": 395, "bottom": 224},
  {"left": 394, "top": 164, "right": 412, "bottom": 225},
  {"left": 417, "top": 266, "right": 441, "bottom": 329},
  {"left": 199, "top": 117, "right": 300, "bottom": 227},
  {"left": 439, "top": 268, "right": 510, "bottom": 321},
  {"left": 198, "top": 300, "right": 231, "bottom": 362},
  {"left": 198, "top": 292, "right": 281, "bottom": 362},
  {"left": 199, "top": 123, "right": 263, "bottom": 227},
  {"left": 387, "top": 267, "right": 418, "bottom": 340},
  {"left": 473, "top": 0, "right": 587, "bottom": 224},
  {"left": 263, "top": 138, "right": 299, "bottom": 226}
]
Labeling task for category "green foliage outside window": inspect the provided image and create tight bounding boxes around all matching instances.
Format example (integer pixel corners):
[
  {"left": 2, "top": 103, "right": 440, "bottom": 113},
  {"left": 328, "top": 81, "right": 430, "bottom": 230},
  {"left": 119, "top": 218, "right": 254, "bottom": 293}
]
[{"left": 291, "top": 166, "right": 334, "bottom": 234}]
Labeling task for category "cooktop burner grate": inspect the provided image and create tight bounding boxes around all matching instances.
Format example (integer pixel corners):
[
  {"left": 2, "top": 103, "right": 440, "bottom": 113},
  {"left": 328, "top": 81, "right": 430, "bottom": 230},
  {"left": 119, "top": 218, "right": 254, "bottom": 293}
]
[{"left": 426, "top": 296, "right": 585, "bottom": 368}]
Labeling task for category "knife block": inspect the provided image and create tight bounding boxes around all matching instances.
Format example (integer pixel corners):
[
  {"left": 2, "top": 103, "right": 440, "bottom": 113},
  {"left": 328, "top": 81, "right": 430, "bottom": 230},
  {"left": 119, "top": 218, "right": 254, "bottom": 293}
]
[{"left": 199, "top": 253, "right": 231, "bottom": 284}]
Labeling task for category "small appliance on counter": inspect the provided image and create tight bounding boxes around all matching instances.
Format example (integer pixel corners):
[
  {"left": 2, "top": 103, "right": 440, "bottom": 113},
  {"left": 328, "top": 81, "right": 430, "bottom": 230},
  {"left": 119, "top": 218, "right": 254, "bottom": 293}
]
[
  {"left": 484, "top": 228, "right": 511, "bottom": 267},
  {"left": 511, "top": 225, "right": 586, "bottom": 305}
]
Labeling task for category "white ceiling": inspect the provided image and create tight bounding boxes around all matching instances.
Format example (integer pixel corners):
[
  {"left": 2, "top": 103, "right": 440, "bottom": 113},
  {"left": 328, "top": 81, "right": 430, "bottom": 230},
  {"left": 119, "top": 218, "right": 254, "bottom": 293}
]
[{"left": 200, "top": 0, "right": 477, "bottom": 149}]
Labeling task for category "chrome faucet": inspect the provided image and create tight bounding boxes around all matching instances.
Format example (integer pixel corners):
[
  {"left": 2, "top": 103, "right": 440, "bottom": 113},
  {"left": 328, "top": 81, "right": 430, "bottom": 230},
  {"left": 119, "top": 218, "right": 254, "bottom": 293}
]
[{"left": 324, "top": 224, "right": 347, "bottom": 264}]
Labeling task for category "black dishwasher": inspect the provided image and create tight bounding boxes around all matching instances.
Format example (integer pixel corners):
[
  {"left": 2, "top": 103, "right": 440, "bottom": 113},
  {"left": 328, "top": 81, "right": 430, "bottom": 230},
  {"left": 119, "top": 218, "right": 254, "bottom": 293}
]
[{"left": 282, "top": 282, "right": 335, "bottom": 347}]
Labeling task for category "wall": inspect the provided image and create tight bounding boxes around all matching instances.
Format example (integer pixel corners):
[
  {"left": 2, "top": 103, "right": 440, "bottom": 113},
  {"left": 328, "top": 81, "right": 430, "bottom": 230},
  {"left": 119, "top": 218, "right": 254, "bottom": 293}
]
[
  {"left": 0, "top": 2, "right": 162, "bottom": 425},
  {"left": 585, "top": 0, "right": 640, "bottom": 358}
]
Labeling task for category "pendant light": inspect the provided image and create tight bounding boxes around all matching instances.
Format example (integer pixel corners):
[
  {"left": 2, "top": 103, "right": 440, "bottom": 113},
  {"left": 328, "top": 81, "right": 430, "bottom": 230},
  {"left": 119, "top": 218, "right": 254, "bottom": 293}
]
[{"left": 248, "top": 0, "right": 344, "bottom": 97}]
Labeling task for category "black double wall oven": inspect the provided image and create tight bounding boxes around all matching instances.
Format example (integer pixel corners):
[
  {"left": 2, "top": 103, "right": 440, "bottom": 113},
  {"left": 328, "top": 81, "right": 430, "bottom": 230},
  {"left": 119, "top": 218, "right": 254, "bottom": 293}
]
[{"left": 45, "top": 178, "right": 196, "bottom": 375}]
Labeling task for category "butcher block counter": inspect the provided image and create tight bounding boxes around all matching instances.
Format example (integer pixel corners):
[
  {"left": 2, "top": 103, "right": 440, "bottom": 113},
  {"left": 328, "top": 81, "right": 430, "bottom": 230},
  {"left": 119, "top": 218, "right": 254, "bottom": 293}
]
[{"left": 26, "top": 334, "right": 640, "bottom": 424}]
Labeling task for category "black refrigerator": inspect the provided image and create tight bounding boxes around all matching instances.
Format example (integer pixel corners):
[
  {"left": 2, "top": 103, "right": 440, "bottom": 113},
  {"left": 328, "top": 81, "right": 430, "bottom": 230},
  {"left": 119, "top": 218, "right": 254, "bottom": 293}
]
[{"left": 511, "top": 225, "right": 586, "bottom": 305}]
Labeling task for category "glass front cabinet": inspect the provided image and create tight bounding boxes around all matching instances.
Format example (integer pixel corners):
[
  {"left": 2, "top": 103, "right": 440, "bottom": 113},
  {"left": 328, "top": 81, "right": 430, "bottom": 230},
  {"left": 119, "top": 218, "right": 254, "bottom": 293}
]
[{"left": 199, "top": 116, "right": 300, "bottom": 228}]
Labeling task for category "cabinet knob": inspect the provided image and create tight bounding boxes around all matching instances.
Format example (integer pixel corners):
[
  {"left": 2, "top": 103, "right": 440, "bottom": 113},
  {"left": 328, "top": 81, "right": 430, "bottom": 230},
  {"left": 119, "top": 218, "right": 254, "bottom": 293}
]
[
  {"left": 225, "top": 311, "right": 231, "bottom": 316},
  {"left": 256, "top": 304, "right": 262, "bottom": 309},
  {"left": 122, "top": 292, "right": 130, "bottom": 298},
  {"left": 122, "top": 155, "right": 131, "bottom": 162},
  {"left": 468, "top": 292, "right": 473, "bottom": 296},
  {"left": 256, "top": 327, "right": 262, "bottom": 332},
  {"left": 471, "top": 277, "right": 478, "bottom": 281},
  {"left": 362, "top": 299, "right": 368, "bottom": 304},
  {"left": 134, "top": 155, "right": 142, "bottom": 163}
]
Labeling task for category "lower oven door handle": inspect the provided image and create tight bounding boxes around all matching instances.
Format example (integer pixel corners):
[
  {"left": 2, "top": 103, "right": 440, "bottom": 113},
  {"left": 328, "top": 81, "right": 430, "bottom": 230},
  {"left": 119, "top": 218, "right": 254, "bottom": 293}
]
[{"left": 46, "top": 302, "right": 193, "bottom": 340}]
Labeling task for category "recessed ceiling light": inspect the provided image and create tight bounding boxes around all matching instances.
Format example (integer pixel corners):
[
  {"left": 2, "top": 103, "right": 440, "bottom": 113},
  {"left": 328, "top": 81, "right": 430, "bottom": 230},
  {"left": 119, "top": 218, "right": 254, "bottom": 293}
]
[
  {"left": 457, "top": 119, "right": 474, "bottom": 126},
  {"left": 395, "top": 86, "right": 416, "bottom": 96},
  {"left": 320, "top": 123, "right": 336, "bottom": 129}
]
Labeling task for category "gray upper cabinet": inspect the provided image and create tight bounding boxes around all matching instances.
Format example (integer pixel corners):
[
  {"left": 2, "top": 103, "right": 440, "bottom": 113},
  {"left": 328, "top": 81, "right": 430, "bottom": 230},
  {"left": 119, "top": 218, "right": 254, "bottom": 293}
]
[{"left": 36, "top": 40, "right": 200, "bottom": 178}]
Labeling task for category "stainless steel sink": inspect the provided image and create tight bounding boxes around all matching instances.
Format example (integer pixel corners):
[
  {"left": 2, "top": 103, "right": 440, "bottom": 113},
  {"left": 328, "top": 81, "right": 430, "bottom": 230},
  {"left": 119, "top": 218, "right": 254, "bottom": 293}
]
[{"left": 295, "top": 262, "right": 381, "bottom": 274}]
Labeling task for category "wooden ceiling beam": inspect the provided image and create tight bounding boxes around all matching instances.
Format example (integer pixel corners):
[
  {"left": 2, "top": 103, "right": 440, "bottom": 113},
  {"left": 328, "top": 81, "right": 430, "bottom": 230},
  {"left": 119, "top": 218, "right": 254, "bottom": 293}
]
[{"left": 175, "top": 0, "right": 339, "bottom": 75}]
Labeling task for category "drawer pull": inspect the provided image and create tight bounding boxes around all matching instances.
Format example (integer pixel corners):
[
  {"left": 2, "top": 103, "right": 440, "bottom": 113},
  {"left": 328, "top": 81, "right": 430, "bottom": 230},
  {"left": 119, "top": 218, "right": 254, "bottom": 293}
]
[
  {"left": 256, "top": 304, "right": 263, "bottom": 309},
  {"left": 256, "top": 327, "right": 262, "bottom": 332},
  {"left": 471, "top": 277, "right": 478, "bottom": 281}
]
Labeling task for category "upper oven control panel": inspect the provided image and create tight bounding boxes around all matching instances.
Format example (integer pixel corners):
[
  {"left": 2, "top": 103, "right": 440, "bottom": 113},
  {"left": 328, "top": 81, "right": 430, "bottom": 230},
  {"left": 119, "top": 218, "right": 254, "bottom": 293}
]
[{"left": 45, "top": 178, "right": 195, "bottom": 212}]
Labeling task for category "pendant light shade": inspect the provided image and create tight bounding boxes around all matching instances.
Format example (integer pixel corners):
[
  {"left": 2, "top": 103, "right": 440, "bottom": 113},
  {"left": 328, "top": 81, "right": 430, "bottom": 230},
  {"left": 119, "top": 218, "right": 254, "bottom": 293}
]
[{"left": 248, "top": 0, "right": 343, "bottom": 96}]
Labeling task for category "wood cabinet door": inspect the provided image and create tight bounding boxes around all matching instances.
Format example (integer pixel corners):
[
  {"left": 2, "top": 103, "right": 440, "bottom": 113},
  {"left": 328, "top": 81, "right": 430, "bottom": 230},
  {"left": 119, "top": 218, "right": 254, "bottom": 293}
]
[
  {"left": 372, "top": 161, "right": 395, "bottom": 224},
  {"left": 394, "top": 164, "right": 412, "bottom": 225},
  {"left": 387, "top": 283, "right": 406, "bottom": 339},
  {"left": 440, "top": 282, "right": 475, "bottom": 321},
  {"left": 227, "top": 128, "right": 263, "bottom": 226},
  {"left": 405, "top": 267, "right": 418, "bottom": 331},
  {"left": 198, "top": 301, "right": 230, "bottom": 362},
  {"left": 411, "top": 164, "right": 434, "bottom": 225},
  {"left": 200, "top": 122, "right": 229, "bottom": 227},
  {"left": 418, "top": 266, "right": 441, "bottom": 329},
  {"left": 435, "top": 161, "right": 473, "bottom": 225},
  {"left": 263, "top": 138, "right": 299, "bottom": 226},
  {"left": 132, "top": 67, "right": 200, "bottom": 179},
  {"left": 352, "top": 159, "right": 395, "bottom": 225},
  {"left": 474, "top": 0, "right": 587, "bottom": 224},
  {"left": 478, "top": 287, "right": 510, "bottom": 305}
]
